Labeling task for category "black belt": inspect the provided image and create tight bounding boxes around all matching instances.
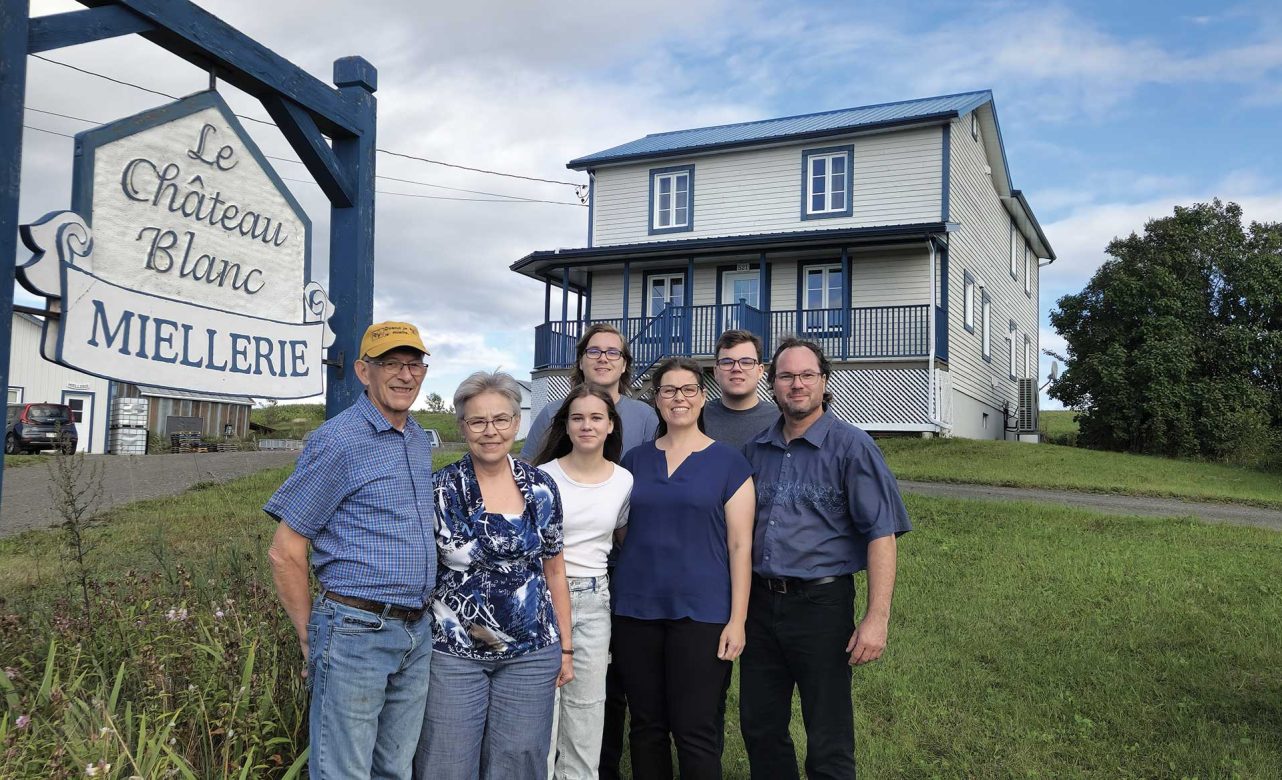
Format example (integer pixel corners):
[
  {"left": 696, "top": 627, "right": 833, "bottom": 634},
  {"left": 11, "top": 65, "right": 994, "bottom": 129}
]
[
  {"left": 325, "top": 592, "right": 427, "bottom": 622},
  {"left": 754, "top": 574, "right": 840, "bottom": 594}
]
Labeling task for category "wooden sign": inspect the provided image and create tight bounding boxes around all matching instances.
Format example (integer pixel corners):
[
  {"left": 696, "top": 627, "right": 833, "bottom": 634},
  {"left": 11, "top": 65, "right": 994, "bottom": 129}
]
[{"left": 16, "top": 91, "right": 334, "bottom": 399}]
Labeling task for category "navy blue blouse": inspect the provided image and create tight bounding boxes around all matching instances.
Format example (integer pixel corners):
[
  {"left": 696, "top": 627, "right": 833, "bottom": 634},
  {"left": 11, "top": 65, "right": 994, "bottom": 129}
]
[{"left": 613, "top": 441, "right": 753, "bottom": 624}]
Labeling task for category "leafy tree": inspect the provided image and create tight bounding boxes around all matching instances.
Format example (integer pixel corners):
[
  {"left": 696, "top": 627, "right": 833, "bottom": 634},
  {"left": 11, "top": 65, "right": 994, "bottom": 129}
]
[
  {"left": 424, "top": 392, "right": 446, "bottom": 413},
  {"left": 1049, "top": 200, "right": 1282, "bottom": 461}
]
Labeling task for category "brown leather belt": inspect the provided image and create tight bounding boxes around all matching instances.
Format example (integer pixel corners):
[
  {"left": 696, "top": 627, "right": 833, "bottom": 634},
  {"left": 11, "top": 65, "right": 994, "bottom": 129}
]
[
  {"left": 325, "top": 592, "right": 427, "bottom": 622},
  {"left": 754, "top": 574, "right": 840, "bottom": 594}
]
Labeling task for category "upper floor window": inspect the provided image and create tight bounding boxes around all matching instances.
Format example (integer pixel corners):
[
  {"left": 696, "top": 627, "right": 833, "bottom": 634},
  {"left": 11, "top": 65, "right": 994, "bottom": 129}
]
[
  {"left": 1024, "top": 334, "right": 1033, "bottom": 379},
  {"left": 649, "top": 165, "right": 694, "bottom": 235},
  {"left": 801, "top": 146, "right": 853, "bottom": 220},
  {"left": 971, "top": 113, "right": 980, "bottom": 141},
  {"left": 963, "top": 271, "right": 976, "bottom": 333},
  {"left": 1024, "top": 246, "right": 1033, "bottom": 296},
  {"left": 1009, "top": 217, "right": 1020, "bottom": 280}
]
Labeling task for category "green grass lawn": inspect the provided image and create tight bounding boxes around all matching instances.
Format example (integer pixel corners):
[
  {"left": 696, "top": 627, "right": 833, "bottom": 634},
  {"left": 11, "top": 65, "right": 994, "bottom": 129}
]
[
  {"left": 2, "top": 454, "right": 48, "bottom": 469},
  {"left": 1039, "top": 409, "right": 1079, "bottom": 441},
  {"left": 878, "top": 436, "right": 1282, "bottom": 508},
  {"left": 2, "top": 465, "right": 1280, "bottom": 777}
]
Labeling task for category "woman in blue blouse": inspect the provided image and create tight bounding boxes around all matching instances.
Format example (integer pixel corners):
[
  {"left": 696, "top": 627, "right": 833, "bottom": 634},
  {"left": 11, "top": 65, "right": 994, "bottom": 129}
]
[
  {"left": 415, "top": 371, "right": 574, "bottom": 780},
  {"left": 612, "top": 357, "right": 755, "bottom": 780}
]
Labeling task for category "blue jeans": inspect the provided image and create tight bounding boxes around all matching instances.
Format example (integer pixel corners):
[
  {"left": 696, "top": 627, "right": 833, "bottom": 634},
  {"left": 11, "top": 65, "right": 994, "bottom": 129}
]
[
  {"left": 415, "top": 643, "right": 561, "bottom": 780},
  {"left": 307, "top": 596, "right": 433, "bottom": 780}
]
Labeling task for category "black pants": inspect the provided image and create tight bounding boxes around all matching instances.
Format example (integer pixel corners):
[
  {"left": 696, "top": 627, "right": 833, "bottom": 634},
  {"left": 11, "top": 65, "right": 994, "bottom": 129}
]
[
  {"left": 739, "top": 575, "right": 858, "bottom": 780},
  {"left": 613, "top": 615, "right": 732, "bottom": 780},
  {"left": 598, "top": 644, "right": 626, "bottom": 779}
]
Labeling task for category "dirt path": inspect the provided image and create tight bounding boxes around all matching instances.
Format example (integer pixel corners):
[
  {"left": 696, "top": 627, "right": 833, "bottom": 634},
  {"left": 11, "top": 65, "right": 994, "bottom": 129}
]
[
  {"left": 898, "top": 480, "right": 1282, "bottom": 531},
  {"left": 0, "top": 451, "right": 299, "bottom": 538}
]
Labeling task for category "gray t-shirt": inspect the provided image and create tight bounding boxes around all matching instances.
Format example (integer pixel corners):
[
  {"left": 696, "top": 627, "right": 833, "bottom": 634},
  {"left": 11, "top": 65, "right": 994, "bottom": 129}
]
[
  {"left": 703, "top": 398, "right": 781, "bottom": 448},
  {"left": 520, "top": 394, "right": 659, "bottom": 460}
]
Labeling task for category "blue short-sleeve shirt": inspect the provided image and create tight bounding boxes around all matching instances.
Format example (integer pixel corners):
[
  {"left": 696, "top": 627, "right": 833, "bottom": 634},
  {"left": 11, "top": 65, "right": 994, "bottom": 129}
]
[
  {"left": 613, "top": 441, "right": 753, "bottom": 624},
  {"left": 431, "top": 454, "right": 565, "bottom": 660},
  {"left": 745, "top": 411, "right": 911, "bottom": 578},
  {"left": 263, "top": 393, "right": 436, "bottom": 608}
]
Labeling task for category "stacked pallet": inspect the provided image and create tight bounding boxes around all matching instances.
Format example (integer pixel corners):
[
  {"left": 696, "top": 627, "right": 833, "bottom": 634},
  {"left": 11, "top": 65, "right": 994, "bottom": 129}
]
[
  {"left": 109, "top": 397, "right": 149, "bottom": 455},
  {"left": 170, "top": 431, "right": 206, "bottom": 453}
]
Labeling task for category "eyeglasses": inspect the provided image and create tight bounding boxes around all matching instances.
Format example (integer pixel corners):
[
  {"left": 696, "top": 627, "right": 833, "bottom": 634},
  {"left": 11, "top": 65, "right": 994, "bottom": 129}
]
[
  {"left": 583, "top": 347, "right": 624, "bottom": 361},
  {"left": 715, "top": 357, "right": 760, "bottom": 371},
  {"left": 775, "top": 372, "right": 823, "bottom": 386},
  {"left": 656, "top": 384, "right": 701, "bottom": 399},
  {"left": 464, "top": 415, "right": 515, "bottom": 433},
  {"left": 364, "top": 358, "right": 429, "bottom": 376}
]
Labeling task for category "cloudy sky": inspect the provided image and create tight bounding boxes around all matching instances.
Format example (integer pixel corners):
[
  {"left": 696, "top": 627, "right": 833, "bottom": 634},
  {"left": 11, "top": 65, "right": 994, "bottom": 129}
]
[{"left": 17, "top": 0, "right": 1282, "bottom": 411}]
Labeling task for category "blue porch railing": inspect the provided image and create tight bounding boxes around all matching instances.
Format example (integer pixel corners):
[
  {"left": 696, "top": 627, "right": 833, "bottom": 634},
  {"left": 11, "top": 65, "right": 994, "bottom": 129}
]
[{"left": 533, "top": 303, "right": 939, "bottom": 370}]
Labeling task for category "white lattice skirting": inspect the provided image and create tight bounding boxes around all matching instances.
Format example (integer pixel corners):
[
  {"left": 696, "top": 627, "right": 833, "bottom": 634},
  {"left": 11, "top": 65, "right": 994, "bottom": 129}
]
[{"left": 828, "top": 369, "right": 935, "bottom": 432}]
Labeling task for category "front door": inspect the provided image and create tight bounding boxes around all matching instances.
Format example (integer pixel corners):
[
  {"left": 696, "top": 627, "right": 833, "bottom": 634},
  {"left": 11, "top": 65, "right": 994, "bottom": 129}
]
[{"left": 61, "top": 391, "right": 93, "bottom": 453}]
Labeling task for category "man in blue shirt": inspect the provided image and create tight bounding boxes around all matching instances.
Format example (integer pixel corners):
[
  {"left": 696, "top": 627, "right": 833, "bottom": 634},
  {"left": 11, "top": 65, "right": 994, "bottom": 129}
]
[
  {"left": 266, "top": 321, "right": 437, "bottom": 780},
  {"left": 740, "top": 337, "right": 911, "bottom": 780}
]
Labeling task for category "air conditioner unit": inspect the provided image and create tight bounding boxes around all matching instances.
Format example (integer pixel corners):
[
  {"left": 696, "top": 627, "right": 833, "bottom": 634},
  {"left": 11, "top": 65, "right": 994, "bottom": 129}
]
[{"left": 1017, "top": 378, "right": 1038, "bottom": 432}]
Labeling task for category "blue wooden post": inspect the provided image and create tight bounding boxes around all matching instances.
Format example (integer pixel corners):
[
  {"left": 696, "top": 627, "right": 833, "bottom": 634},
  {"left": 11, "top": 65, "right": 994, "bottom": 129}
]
[
  {"left": 0, "top": 0, "right": 30, "bottom": 503},
  {"left": 324, "top": 57, "right": 378, "bottom": 415},
  {"left": 622, "top": 261, "right": 631, "bottom": 337},
  {"left": 685, "top": 256, "right": 694, "bottom": 353},
  {"left": 840, "top": 247, "right": 850, "bottom": 359}
]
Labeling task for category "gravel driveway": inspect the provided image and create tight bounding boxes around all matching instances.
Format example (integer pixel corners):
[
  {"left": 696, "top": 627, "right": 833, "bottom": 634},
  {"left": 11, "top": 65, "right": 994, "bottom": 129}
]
[{"left": 0, "top": 451, "right": 298, "bottom": 538}]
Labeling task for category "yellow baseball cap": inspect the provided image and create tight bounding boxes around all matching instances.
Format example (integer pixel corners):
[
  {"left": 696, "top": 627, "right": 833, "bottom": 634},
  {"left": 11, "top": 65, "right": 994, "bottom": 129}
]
[{"left": 359, "top": 321, "right": 429, "bottom": 358}]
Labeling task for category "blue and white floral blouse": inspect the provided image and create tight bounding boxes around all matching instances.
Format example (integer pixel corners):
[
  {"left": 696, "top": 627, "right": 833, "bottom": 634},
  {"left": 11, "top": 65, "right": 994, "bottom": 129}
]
[{"left": 430, "top": 453, "right": 564, "bottom": 660}]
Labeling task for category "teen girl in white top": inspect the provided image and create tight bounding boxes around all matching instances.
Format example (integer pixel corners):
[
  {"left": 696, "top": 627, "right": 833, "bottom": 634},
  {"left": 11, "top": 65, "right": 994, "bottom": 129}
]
[{"left": 531, "top": 384, "right": 633, "bottom": 780}]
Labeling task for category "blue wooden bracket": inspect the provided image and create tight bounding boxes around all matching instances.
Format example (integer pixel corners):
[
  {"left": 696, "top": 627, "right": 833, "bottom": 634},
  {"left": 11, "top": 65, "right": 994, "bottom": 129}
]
[
  {"left": 262, "top": 94, "right": 355, "bottom": 208},
  {"left": 28, "top": 5, "right": 155, "bottom": 52},
  {"left": 78, "top": 0, "right": 363, "bottom": 137}
]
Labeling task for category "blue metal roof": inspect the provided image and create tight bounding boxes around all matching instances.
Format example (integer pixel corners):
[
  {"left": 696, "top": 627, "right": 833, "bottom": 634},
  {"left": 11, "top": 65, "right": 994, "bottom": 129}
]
[{"left": 568, "top": 90, "right": 993, "bottom": 169}]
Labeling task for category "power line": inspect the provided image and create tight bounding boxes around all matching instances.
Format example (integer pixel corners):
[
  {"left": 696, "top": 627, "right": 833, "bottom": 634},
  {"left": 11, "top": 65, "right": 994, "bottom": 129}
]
[
  {"left": 29, "top": 53, "right": 585, "bottom": 188},
  {"left": 25, "top": 105, "right": 585, "bottom": 206},
  {"left": 22, "top": 123, "right": 75, "bottom": 139}
]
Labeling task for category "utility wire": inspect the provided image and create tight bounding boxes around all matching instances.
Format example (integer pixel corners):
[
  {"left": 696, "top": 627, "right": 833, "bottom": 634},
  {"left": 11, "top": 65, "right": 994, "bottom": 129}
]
[
  {"left": 29, "top": 53, "right": 585, "bottom": 188},
  {"left": 25, "top": 105, "right": 585, "bottom": 206}
]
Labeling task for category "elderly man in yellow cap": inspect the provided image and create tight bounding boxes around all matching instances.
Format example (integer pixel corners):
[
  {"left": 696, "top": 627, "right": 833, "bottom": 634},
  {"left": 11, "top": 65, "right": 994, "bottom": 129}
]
[{"left": 266, "top": 321, "right": 436, "bottom": 779}]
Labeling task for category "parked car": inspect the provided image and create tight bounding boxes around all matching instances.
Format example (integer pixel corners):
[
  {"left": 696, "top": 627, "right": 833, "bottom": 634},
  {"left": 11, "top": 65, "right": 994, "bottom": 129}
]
[
  {"left": 424, "top": 428, "right": 442, "bottom": 449},
  {"left": 5, "top": 402, "right": 78, "bottom": 454}
]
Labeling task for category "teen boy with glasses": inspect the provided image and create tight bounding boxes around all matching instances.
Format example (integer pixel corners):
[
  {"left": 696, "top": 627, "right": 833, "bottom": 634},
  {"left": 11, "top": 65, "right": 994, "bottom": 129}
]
[{"left": 703, "top": 330, "right": 780, "bottom": 448}]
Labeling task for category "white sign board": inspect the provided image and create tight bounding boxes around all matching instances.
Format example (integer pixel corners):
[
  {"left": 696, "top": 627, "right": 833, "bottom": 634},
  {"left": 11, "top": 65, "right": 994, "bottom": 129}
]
[{"left": 16, "top": 92, "right": 333, "bottom": 399}]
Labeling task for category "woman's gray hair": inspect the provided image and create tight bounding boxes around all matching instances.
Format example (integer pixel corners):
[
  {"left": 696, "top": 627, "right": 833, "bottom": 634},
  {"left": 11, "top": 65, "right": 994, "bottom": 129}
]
[{"left": 453, "top": 370, "right": 523, "bottom": 422}]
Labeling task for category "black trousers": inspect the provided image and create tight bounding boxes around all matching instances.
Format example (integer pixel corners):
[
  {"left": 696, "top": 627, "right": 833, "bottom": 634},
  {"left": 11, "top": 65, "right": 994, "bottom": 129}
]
[
  {"left": 739, "top": 574, "right": 858, "bottom": 780},
  {"left": 598, "top": 641, "right": 627, "bottom": 779},
  {"left": 613, "top": 615, "right": 732, "bottom": 780}
]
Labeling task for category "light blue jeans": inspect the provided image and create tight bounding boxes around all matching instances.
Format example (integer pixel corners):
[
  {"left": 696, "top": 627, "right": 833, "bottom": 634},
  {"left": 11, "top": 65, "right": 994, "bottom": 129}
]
[
  {"left": 548, "top": 576, "right": 612, "bottom": 780},
  {"left": 307, "top": 596, "right": 433, "bottom": 780},
  {"left": 415, "top": 643, "right": 561, "bottom": 780}
]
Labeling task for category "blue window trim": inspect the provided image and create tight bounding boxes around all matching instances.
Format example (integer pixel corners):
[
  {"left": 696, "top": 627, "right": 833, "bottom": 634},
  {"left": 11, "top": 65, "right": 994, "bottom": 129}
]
[
  {"left": 642, "top": 267, "right": 688, "bottom": 317},
  {"left": 962, "top": 270, "right": 976, "bottom": 333},
  {"left": 715, "top": 263, "right": 762, "bottom": 336},
  {"left": 60, "top": 388, "right": 96, "bottom": 453},
  {"left": 980, "top": 289, "right": 992, "bottom": 363},
  {"left": 796, "top": 261, "right": 845, "bottom": 337},
  {"left": 1008, "top": 319, "right": 1018, "bottom": 380},
  {"left": 1024, "top": 333, "right": 1032, "bottom": 379},
  {"left": 647, "top": 164, "right": 694, "bottom": 235},
  {"left": 800, "top": 144, "right": 854, "bottom": 221}
]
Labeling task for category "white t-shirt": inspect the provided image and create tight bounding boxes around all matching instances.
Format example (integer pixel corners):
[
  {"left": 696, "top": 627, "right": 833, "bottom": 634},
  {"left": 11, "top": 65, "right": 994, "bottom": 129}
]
[{"left": 538, "top": 458, "right": 633, "bottom": 578}]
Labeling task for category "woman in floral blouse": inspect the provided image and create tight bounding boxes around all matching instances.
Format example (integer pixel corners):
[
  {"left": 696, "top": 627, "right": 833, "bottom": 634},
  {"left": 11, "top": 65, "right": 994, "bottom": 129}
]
[{"left": 414, "top": 371, "right": 573, "bottom": 780}]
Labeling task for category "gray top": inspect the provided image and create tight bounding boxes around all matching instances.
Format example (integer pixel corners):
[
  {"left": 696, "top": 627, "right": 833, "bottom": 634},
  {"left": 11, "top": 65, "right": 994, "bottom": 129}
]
[
  {"left": 703, "top": 398, "right": 781, "bottom": 449},
  {"left": 520, "top": 394, "right": 659, "bottom": 460}
]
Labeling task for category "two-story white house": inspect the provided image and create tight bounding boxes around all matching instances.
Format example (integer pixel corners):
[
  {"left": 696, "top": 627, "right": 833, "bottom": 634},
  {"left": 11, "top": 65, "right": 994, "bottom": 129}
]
[{"left": 512, "top": 90, "right": 1054, "bottom": 439}]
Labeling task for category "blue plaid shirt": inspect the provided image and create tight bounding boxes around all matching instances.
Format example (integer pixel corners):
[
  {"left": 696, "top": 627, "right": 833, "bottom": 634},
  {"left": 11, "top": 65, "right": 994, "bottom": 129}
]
[{"left": 264, "top": 393, "right": 436, "bottom": 608}]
